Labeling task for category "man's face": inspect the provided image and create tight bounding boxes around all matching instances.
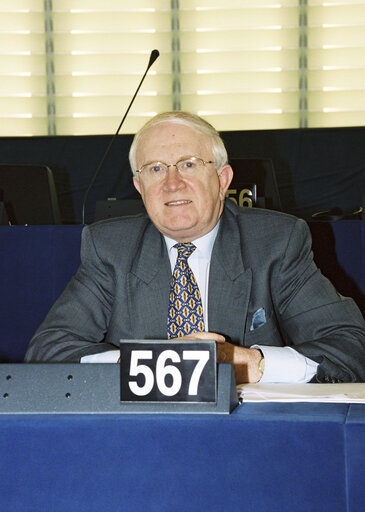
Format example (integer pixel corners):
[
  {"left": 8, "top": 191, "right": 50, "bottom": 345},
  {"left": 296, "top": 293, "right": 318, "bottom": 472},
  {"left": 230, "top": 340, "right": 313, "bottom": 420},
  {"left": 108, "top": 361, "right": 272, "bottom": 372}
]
[{"left": 133, "top": 122, "right": 233, "bottom": 242}]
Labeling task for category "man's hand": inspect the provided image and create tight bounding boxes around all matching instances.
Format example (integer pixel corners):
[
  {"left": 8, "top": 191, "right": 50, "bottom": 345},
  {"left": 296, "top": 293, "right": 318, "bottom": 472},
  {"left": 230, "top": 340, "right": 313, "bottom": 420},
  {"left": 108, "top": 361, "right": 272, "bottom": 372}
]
[{"left": 178, "top": 331, "right": 262, "bottom": 384}]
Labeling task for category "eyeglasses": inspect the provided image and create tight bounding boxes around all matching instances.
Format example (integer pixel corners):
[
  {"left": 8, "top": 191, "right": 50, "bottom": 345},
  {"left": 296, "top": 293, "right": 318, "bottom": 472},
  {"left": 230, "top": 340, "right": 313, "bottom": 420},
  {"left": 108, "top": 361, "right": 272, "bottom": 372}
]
[{"left": 135, "top": 156, "right": 214, "bottom": 181}]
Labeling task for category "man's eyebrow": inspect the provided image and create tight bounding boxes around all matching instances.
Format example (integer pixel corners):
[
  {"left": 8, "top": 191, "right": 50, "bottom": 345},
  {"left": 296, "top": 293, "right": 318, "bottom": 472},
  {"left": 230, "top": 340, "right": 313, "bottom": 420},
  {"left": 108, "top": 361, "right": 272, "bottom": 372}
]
[
  {"left": 140, "top": 155, "right": 197, "bottom": 166},
  {"left": 138, "top": 159, "right": 166, "bottom": 167}
]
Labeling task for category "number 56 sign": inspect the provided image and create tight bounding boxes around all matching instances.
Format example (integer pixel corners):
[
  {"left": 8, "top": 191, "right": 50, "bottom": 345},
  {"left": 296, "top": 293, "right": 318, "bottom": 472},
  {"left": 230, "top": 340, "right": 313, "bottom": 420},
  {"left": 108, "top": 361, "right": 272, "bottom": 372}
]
[{"left": 120, "top": 341, "right": 217, "bottom": 403}]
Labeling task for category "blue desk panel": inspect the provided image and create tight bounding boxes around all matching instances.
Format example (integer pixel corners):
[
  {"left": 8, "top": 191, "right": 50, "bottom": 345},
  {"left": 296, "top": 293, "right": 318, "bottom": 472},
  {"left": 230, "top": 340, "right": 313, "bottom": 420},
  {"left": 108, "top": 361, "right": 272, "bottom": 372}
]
[
  {"left": 0, "top": 226, "right": 82, "bottom": 362},
  {"left": 346, "top": 404, "right": 365, "bottom": 512},
  {"left": 0, "top": 403, "right": 356, "bottom": 512}
]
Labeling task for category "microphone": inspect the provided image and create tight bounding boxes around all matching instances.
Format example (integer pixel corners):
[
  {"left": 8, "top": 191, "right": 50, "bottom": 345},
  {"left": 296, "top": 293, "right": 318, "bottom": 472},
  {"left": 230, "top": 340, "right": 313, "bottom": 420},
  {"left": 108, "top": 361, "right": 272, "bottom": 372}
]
[{"left": 81, "top": 49, "right": 160, "bottom": 224}]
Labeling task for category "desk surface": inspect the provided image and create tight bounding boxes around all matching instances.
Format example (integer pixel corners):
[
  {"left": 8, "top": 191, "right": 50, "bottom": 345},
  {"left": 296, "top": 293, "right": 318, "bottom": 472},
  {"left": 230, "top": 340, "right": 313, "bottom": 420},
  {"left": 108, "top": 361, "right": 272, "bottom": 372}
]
[{"left": 0, "top": 402, "right": 364, "bottom": 512}]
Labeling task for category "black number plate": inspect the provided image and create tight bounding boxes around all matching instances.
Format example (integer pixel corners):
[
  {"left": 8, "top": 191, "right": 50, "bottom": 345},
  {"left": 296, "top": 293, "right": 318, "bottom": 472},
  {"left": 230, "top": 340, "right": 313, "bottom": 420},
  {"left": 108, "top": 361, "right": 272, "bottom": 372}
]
[{"left": 120, "top": 340, "right": 217, "bottom": 403}]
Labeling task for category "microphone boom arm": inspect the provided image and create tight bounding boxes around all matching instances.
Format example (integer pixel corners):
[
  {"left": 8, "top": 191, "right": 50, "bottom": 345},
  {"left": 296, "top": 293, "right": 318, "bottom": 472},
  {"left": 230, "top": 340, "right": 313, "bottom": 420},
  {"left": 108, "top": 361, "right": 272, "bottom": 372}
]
[{"left": 81, "top": 49, "right": 160, "bottom": 224}]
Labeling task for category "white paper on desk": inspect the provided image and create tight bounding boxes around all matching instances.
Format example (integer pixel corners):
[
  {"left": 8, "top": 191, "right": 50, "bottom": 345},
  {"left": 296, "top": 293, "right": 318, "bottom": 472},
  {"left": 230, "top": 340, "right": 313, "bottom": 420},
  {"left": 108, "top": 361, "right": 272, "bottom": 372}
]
[{"left": 237, "top": 383, "right": 365, "bottom": 403}]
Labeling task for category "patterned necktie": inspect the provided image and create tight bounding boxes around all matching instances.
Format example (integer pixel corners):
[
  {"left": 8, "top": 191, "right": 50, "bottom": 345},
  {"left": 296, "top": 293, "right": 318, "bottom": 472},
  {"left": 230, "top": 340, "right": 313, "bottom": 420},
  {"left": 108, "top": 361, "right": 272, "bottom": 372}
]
[{"left": 167, "top": 243, "right": 205, "bottom": 339}]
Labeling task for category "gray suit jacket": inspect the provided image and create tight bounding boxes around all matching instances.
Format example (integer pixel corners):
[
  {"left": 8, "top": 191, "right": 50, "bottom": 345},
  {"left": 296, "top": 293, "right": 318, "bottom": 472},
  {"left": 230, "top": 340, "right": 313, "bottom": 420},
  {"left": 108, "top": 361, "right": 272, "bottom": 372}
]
[{"left": 25, "top": 200, "right": 365, "bottom": 382}]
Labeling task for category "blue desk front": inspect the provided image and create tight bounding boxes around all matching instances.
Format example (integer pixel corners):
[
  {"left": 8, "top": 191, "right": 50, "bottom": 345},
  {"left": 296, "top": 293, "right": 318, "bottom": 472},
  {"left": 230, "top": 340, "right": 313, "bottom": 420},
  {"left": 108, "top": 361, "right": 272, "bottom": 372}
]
[{"left": 0, "top": 402, "right": 364, "bottom": 512}]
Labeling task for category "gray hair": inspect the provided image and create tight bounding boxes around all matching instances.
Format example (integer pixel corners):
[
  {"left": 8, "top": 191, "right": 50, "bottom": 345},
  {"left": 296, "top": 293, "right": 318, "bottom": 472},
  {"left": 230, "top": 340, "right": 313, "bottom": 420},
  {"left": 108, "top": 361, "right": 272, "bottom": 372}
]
[{"left": 129, "top": 111, "right": 228, "bottom": 176}]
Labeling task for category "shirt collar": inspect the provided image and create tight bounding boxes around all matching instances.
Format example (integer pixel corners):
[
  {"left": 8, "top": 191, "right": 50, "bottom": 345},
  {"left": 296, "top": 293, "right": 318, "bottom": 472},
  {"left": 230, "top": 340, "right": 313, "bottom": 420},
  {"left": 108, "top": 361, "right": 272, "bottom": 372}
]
[{"left": 164, "top": 219, "right": 220, "bottom": 259}]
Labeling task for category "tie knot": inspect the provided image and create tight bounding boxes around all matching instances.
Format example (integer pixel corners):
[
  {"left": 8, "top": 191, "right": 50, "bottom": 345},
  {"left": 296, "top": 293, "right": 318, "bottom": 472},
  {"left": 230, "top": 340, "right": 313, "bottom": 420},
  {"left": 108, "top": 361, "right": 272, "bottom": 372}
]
[{"left": 175, "top": 242, "right": 196, "bottom": 260}]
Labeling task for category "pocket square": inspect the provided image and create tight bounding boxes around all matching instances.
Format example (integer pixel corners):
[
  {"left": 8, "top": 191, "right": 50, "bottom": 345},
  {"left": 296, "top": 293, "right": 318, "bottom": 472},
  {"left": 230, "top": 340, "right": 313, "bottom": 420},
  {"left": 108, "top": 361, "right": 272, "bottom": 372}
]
[{"left": 250, "top": 308, "right": 266, "bottom": 331}]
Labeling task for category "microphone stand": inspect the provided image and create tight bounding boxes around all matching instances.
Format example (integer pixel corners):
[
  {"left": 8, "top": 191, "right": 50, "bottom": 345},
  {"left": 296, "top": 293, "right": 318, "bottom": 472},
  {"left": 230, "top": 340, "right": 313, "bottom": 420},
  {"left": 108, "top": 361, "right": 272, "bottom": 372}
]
[{"left": 81, "top": 49, "right": 160, "bottom": 225}]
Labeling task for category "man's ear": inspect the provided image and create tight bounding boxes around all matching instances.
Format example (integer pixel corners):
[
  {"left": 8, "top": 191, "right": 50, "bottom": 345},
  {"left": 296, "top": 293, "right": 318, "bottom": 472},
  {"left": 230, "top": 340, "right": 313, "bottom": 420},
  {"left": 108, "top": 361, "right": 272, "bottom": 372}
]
[
  {"left": 133, "top": 176, "right": 141, "bottom": 195},
  {"left": 218, "top": 165, "right": 234, "bottom": 199}
]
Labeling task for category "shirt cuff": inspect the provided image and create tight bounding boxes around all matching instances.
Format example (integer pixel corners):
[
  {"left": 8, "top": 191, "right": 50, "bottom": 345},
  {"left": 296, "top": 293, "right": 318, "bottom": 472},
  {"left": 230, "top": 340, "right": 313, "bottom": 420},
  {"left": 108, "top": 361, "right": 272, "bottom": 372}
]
[
  {"left": 80, "top": 350, "right": 120, "bottom": 363},
  {"left": 251, "top": 345, "right": 319, "bottom": 383}
]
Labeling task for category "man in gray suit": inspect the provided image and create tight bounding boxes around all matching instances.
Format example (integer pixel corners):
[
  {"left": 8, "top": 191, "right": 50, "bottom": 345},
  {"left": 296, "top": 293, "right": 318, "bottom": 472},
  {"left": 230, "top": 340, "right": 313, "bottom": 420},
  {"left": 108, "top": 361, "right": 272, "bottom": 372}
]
[{"left": 25, "top": 111, "right": 365, "bottom": 384}]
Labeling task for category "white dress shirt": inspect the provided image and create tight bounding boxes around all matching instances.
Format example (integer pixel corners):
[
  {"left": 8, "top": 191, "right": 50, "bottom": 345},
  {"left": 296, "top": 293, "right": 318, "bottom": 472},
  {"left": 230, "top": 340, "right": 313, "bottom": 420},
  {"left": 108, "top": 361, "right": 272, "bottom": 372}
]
[{"left": 82, "top": 223, "right": 318, "bottom": 383}]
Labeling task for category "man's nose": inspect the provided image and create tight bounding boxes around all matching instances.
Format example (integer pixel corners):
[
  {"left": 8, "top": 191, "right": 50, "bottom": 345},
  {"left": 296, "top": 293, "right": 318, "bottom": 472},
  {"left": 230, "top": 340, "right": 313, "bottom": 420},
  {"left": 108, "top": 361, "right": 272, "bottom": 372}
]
[{"left": 162, "top": 166, "right": 185, "bottom": 190}]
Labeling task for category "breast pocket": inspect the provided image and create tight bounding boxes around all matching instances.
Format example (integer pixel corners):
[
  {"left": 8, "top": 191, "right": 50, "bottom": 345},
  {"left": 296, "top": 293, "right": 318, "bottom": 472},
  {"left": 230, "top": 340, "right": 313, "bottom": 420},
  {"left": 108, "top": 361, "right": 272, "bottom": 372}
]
[{"left": 244, "top": 310, "right": 283, "bottom": 347}]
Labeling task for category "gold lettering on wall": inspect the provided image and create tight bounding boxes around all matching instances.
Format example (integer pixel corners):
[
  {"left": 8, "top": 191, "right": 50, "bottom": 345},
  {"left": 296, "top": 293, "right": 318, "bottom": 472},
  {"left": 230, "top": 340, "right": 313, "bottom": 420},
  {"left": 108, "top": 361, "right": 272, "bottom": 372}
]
[{"left": 226, "top": 184, "right": 257, "bottom": 208}]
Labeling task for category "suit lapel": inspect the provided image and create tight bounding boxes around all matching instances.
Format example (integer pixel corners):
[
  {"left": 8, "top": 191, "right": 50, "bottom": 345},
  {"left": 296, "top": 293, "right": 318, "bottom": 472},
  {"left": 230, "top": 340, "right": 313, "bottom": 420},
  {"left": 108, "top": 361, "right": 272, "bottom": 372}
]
[
  {"left": 126, "top": 202, "right": 252, "bottom": 344},
  {"left": 127, "top": 222, "right": 171, "bottom": 339},
  {"left": 208, "top": 205, "right": 252, "bottom": 346}
]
